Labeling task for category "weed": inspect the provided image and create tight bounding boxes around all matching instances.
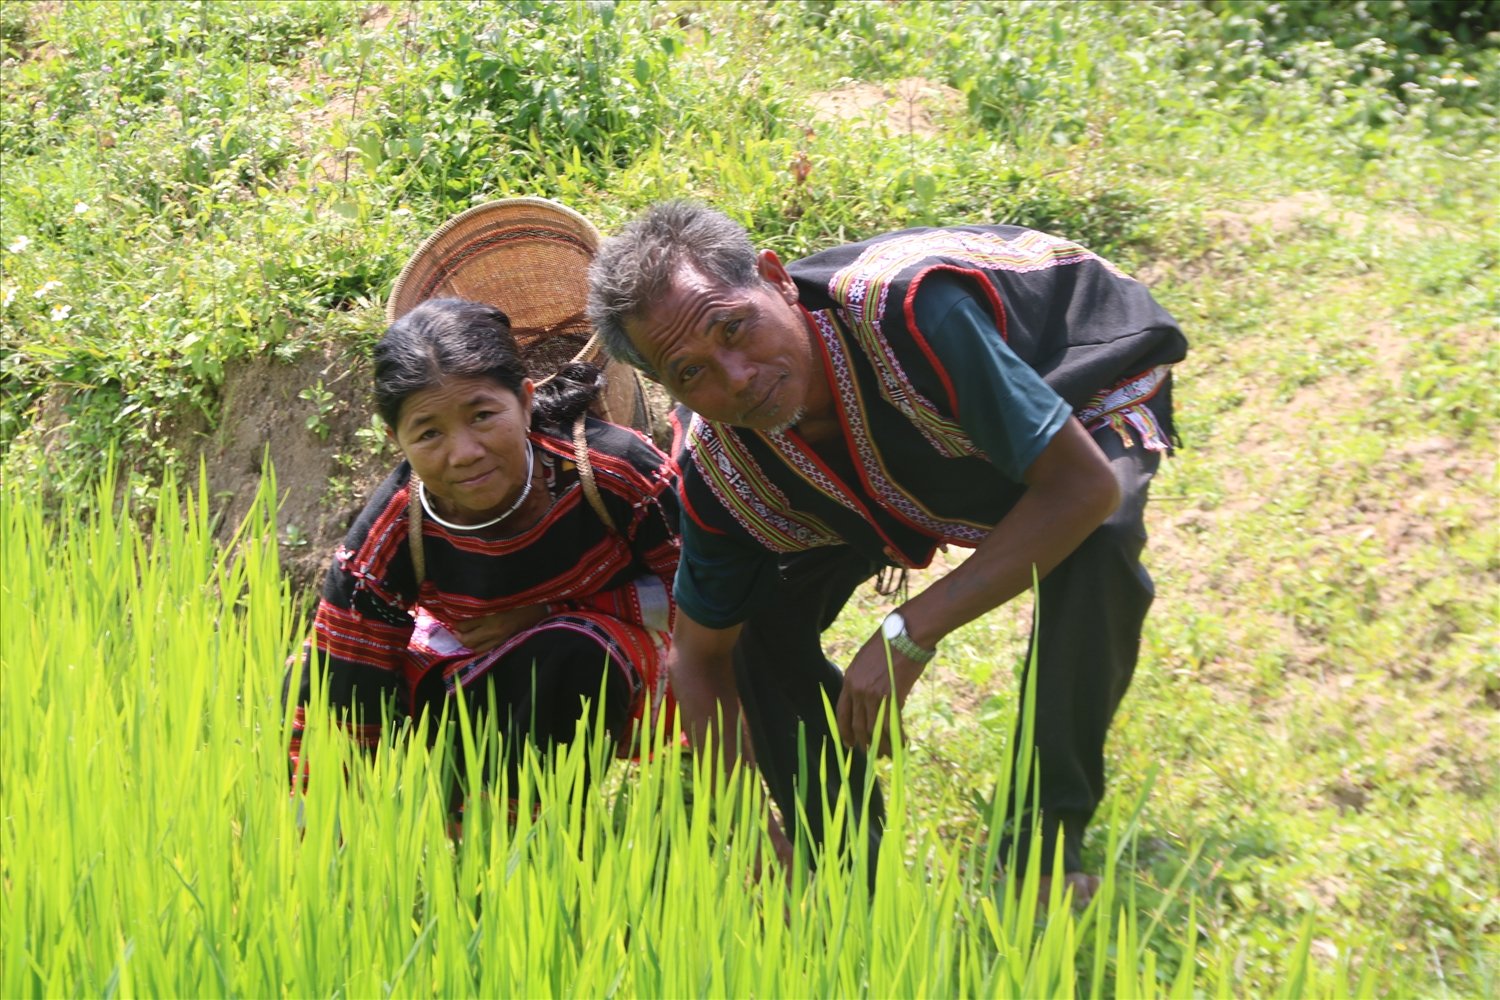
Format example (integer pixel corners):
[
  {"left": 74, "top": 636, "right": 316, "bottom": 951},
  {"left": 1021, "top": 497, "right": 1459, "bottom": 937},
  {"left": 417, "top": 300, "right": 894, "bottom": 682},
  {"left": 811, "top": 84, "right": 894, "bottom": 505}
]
[{"left": 298, "top": 378, "right": 336, "bottom": 441}]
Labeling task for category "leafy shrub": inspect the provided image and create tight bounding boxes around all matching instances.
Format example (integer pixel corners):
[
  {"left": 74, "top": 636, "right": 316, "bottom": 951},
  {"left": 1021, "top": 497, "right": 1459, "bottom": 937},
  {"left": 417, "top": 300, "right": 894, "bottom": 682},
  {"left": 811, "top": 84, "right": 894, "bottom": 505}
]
[
  {"left": 0, "top": 1, "right": 360, "bottom": 156},
  {"left": 1194, "top": 0, "right": 1499, "bottom": 119},
  {"left": 362, "top": 1, "right": 686, "bottom": 207},
  {"left": 0, "top": 3, "right": 31, "bottom": 56}
]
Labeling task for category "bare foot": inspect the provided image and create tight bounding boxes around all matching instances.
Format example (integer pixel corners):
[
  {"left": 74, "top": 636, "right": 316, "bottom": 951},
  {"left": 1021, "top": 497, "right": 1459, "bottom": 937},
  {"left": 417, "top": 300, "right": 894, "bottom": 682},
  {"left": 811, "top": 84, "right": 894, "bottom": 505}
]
[{"left": 1035, "top": 871, "right": 1100, "bottom": 910}]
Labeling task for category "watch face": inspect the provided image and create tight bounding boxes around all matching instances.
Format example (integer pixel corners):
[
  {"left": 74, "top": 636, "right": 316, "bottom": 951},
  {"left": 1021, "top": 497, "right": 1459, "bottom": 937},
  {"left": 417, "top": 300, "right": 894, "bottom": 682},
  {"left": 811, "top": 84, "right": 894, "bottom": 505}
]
[{"left": 882, "top": 612, "right": 904, "bottom": 639}]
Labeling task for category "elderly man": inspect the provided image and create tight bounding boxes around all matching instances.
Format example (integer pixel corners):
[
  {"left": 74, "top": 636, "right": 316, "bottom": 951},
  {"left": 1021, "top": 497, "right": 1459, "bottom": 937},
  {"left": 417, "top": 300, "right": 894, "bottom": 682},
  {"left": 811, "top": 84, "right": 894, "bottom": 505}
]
[{"left": 587, "top": 202, "right": 1187, "bottom": 900}]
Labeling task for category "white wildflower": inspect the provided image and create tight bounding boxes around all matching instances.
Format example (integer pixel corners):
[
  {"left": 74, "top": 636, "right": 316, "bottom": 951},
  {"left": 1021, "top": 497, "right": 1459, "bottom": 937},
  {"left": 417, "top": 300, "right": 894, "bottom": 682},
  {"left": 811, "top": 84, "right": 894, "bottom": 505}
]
[
  {"left": 2, "top": 286, "right": 15, "bottom": 308},
  {"left": 73, "top": 201, "right": 90, "bottom": 216},
  {"left": 6, "top": 235, "right": 30, "bottom": 253},
  {"left": 34, "top": 279, "right": 62, "bottom": 299},
  {"left": 50, "top": 304, "right": 72, "bottom": 321}
]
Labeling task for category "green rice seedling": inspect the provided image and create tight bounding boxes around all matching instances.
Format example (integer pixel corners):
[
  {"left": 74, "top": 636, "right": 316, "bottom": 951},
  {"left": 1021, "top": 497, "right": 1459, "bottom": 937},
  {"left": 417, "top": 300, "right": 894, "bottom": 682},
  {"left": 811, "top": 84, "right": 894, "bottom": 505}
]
[{"left": 2, "top": 468, "right": 1389, "bottom": 996}]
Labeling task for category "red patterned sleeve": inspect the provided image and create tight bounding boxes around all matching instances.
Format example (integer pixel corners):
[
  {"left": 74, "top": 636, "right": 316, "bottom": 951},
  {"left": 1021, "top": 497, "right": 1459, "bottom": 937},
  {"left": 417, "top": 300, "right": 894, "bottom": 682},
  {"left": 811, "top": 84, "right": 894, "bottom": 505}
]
[{"left": 285, "top": 469, "right": 418, "bottom": 780}]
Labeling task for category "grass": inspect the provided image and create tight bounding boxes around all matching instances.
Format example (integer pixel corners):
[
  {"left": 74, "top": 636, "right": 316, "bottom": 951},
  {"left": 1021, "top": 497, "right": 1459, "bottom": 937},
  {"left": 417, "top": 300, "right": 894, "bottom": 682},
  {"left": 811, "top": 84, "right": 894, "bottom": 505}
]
[{"left": 2, "top": 0, "right": 1497, "bottom": 994}]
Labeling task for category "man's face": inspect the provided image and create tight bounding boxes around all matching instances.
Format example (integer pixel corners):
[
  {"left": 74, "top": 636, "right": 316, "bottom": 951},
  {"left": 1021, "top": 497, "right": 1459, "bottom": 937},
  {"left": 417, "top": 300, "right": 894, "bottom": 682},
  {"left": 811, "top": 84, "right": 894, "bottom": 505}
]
[{"left": 623, "top": 252, "right": 823, "bottom": 433}]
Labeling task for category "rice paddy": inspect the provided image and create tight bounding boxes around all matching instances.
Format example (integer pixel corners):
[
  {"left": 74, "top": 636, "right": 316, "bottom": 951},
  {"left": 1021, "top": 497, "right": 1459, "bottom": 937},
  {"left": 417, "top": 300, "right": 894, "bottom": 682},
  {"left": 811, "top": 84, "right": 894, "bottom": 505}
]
[{"left": 1, "top": 470, "right": 1378, "bottom": 996}]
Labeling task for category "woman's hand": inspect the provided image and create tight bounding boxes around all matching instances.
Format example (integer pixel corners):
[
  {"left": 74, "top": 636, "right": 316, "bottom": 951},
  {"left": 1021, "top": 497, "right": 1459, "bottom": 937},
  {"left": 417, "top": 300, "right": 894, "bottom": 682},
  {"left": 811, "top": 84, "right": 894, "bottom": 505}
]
[{"left": 453, "top": 605, "right": 551, "bottom": 653}]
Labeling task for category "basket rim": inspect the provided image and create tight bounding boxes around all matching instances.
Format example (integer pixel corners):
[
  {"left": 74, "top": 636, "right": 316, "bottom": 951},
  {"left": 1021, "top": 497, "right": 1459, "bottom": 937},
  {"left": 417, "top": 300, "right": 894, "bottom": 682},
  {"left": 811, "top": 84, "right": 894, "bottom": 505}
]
[{"left": 385, "top": 196, "right": 602, "bottom": 325}]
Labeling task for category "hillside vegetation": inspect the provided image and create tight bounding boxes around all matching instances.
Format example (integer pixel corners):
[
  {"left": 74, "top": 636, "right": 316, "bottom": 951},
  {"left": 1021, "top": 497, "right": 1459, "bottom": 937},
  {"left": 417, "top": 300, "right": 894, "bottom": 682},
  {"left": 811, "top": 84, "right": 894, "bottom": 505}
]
[{"left": 2, "top": 1, "right": 1496, "bottom": 995}]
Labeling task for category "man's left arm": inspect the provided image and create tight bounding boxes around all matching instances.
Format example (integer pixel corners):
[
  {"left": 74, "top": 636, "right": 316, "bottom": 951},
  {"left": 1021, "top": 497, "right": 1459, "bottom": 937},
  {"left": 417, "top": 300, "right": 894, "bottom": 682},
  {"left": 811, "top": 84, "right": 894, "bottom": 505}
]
[{"left": 834, "top": 275, "right": 1120, "bottom": 752}]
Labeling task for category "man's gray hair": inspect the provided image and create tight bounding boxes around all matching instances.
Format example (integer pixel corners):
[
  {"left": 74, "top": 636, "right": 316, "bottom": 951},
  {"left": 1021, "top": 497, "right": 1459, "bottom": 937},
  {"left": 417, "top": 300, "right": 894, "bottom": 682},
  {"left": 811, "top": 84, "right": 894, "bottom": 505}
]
[{"left": 587, "top": 201, "right": 759, "bottom": 373}]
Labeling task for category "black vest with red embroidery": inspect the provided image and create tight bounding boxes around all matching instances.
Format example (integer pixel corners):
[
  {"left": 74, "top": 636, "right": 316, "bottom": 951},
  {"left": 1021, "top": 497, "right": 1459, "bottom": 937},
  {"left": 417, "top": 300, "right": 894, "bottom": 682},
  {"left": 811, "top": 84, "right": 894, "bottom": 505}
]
[{"left": 677, "top": 225, "right": 1187, "bottom": 569}]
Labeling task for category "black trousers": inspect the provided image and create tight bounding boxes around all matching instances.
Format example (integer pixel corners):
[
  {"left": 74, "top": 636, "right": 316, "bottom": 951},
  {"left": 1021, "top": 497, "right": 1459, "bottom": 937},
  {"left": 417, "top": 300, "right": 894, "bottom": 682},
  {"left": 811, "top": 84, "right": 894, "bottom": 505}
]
[
  {"left": 413, "top": 628, "right": 630, "bottom": 813},
  {"left": 1013, "top": 426, "right": 1159, "bottom": 872},
  {"left": 733, "top": 423, "right": 1159, "bottom": 875},
  {"left": 733, "top": 546, "right": 887, "bottom": 872}
]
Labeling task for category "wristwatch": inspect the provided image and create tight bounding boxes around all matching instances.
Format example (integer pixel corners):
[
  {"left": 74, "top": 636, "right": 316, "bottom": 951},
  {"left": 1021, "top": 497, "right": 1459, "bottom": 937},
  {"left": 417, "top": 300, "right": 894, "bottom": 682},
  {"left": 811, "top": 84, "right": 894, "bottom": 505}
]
[{"left": 880, "top": 611, "right": 937, "bottom": 664}]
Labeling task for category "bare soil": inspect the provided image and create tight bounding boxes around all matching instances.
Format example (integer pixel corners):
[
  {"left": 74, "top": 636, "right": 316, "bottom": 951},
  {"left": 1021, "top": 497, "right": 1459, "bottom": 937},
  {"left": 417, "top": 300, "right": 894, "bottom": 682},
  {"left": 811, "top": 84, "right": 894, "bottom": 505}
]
[
  {"left": 806, "top": 78, "right": 964, "bottom": 139},
  {"left": 173, "top": 345, "right": 392, "bottom": 595}
]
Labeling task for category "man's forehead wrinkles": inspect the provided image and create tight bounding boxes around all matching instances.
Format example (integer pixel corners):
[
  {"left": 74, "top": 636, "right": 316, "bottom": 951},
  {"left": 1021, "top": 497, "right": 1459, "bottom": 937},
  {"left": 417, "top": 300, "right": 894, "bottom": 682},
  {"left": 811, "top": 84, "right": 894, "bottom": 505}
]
[
  {"left": 636, "top": 267, "right": 743, "bottom": 373},
  {"left": 645, "top": 312, "right": 698, "bottom": 374},
  {"left": 653, "top": 300, "right": 714, "bottom": 353}
]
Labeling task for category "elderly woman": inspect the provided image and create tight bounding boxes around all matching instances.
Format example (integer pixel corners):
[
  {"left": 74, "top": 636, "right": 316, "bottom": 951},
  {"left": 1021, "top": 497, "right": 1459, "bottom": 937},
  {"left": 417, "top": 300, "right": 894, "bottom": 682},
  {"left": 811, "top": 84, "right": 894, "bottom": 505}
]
[{"left": 286, "top": 297, "right": 679, "bottom": 813}]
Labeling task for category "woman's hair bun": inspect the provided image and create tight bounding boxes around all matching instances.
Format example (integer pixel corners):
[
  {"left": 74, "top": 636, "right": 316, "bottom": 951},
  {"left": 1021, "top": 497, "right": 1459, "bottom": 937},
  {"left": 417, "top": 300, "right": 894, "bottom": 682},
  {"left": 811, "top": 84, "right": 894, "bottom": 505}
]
[{"left": 533, "top": 360, "right": 605, "bottom": 426}]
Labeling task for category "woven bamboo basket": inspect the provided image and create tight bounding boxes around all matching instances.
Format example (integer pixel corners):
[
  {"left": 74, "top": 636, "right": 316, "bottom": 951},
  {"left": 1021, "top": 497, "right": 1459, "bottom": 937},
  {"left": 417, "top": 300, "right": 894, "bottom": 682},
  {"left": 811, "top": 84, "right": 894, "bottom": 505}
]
[{"left": 387, "top": 197, "right": 646, "bottom": 429}]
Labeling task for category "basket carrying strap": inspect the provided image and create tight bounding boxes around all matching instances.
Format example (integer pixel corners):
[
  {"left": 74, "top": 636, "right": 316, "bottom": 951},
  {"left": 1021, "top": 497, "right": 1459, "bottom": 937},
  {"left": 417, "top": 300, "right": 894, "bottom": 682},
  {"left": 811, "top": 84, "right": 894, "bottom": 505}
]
[
  {"left": 408, "top": 478, "right": 427, "bottom": 586},
  {"left": 406, "top": 421, "right": 618, "bottom": 588},
  {"left": 573, "top": 414, "right": 618, "bottom": 536}
]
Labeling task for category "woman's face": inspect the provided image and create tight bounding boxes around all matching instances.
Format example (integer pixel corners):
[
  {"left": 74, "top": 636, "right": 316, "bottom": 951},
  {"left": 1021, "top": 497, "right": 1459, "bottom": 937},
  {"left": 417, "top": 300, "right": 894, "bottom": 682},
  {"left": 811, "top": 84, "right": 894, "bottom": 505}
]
[{"left": 389, "top": 375, "right": 535, "bottom": 524}]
